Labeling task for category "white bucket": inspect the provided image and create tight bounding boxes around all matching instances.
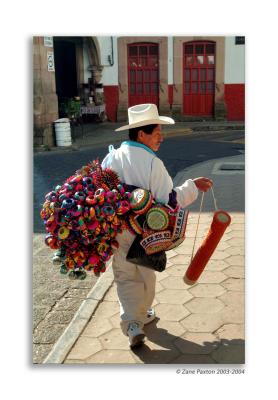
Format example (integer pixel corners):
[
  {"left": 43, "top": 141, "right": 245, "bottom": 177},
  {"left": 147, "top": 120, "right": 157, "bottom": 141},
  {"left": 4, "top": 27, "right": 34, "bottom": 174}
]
[{"left": 54, "top": 118, "right": 72, "bottom": 147}]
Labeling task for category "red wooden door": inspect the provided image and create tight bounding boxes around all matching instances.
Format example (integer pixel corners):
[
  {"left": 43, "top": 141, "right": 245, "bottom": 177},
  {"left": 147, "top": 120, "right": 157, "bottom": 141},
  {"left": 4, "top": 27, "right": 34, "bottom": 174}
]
[
  {"left": 183, "top": 41, "right": 215, "bottom": 116},
  {"left": 128, "top": 43, "right": 159, "bottom": 107}
]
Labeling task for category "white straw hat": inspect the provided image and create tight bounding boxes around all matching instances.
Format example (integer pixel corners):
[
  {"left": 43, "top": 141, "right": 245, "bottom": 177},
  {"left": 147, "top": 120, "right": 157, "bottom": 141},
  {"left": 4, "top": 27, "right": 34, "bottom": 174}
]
[{"left": 115, "top": 103, "right": 175, "bottom": 131}]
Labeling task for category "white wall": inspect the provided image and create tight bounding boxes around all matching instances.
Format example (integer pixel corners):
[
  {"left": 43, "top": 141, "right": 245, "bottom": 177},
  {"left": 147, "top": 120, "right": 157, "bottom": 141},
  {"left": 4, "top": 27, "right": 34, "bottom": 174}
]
[
  {"left": 97, "top": 36, "right": 118, "bottom": 85},
  {"left": 224, "top": 36, "right": 245, "bottom": 84},
  {"left": 82, "top": 37, "right": 118, "bottom": 85}
]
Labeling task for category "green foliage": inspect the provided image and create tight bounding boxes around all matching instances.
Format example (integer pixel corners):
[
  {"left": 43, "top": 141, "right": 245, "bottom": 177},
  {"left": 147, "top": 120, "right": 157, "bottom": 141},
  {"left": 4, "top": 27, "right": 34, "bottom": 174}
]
[{"left": 59, "top": 98, "right": 81, "bottom": 119}]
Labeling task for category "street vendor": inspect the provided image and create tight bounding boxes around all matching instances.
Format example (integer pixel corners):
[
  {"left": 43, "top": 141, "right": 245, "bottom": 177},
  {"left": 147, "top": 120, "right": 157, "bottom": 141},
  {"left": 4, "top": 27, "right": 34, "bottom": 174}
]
[{"left": 101, "top": 103, "right": 213, "bottom": 348}]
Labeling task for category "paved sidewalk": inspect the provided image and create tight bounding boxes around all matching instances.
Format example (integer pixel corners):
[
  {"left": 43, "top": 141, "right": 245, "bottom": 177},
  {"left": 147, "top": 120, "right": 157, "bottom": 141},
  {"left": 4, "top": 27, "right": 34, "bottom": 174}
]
[
  {"left": 63, "top": 211, "right": 244, "bottom": 364},
  {"left": 43, "top": 154, "right": 244, "bottom": 365}
]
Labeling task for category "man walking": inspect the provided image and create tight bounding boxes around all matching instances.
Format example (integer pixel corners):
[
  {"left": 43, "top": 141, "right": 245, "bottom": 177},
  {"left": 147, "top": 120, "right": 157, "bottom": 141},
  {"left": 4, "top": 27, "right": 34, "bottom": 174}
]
[{"left": 102, "top": 103, "right": 212, "bottom": 348}]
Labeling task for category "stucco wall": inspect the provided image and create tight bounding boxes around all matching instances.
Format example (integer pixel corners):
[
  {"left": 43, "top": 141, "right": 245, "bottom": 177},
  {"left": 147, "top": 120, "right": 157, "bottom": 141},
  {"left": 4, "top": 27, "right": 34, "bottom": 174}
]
[
  {"left": 225, "top": 37, "right": 245, "bottom": 84},
  {"left": 97, "top": 36, "right": 118, "bottom": 85}
]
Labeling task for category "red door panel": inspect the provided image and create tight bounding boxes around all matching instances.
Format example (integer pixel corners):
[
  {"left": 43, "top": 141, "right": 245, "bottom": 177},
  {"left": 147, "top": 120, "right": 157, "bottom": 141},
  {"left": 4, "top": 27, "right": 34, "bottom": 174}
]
[
  {"left": 128, "top": 43, "right": 159, "bottom": 107},
  {"left": 183, "top": 42, "right": 215, "bottom": 116}
]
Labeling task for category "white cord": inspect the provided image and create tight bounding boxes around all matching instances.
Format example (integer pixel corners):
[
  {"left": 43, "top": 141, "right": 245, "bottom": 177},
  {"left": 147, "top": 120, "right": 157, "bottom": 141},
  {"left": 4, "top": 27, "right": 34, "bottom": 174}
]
[
  {"left": 211, "top": 186, "right": 218, "bottom": 211},
  {"left": 190, "top": 191, "right": 204, "bottom": 262},
  {"left": 190, "top": 186, "right": 218, "bottom": 262}
]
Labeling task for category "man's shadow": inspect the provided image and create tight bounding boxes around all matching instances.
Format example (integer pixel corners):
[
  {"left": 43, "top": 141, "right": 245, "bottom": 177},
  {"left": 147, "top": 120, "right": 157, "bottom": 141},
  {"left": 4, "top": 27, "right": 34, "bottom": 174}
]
[{"left": 132, "top": 318, "right": 245, "bottom": 364}]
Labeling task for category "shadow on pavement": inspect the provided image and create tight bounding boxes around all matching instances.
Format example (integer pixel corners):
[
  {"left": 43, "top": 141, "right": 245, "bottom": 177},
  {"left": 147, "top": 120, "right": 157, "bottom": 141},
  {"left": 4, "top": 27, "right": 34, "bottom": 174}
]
[{"left": 132, "top": 319, "right": 245, "bottom": 364}]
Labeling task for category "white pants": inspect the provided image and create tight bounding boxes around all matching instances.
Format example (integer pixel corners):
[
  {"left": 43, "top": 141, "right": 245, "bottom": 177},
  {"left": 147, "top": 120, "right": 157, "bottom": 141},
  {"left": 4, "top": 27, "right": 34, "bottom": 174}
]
[{"left": 112, "top": 229, "right": 156, "bottom": 335}]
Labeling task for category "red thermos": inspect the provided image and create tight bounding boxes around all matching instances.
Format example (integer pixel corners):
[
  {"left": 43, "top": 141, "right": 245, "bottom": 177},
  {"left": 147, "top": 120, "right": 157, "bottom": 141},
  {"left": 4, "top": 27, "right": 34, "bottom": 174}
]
[{"left": 184, "top": 210, "right": 231, "bottom": 285}]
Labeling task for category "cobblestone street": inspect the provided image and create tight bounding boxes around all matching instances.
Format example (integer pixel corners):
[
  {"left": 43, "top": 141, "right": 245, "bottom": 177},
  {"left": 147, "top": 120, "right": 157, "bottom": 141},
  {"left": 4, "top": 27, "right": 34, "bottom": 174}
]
[{"left": 33, "top": 234, "right": 98, "bottom": 363}]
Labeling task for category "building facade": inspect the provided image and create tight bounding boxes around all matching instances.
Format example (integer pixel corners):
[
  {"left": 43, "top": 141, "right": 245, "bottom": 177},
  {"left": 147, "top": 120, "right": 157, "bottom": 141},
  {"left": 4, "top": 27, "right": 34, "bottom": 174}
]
[{"left": 33, "top": 35, "right": 245, "bottom": 146}]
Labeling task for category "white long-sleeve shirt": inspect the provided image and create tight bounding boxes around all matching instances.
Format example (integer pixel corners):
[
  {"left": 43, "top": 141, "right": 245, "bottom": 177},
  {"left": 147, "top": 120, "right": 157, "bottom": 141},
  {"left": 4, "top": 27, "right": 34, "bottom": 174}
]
[{"left": 101, "top": 141, "right": 198, "bottom": 208}]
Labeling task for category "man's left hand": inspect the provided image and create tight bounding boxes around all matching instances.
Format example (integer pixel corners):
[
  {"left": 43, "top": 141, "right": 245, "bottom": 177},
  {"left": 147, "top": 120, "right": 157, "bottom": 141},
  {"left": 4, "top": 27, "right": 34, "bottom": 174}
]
[{"left": 193, "top": 177, "right": 213, "bottom": 192}]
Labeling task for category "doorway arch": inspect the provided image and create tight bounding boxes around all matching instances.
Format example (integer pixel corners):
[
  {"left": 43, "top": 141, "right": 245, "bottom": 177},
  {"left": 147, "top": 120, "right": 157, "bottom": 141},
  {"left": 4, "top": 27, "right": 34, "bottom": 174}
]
[{"left": 53, "top": 36, "right": 101, "bottom": 116}]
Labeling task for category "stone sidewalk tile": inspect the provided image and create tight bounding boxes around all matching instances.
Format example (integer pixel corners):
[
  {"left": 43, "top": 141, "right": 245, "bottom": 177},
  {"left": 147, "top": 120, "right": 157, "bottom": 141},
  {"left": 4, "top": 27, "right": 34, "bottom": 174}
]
[
  {"left": 82, "top": 316, "right": 113, "bottom": 338},
  {"left": 197, "top": 270, "right": 227, "bottom": 284},
  {"left": 67, "top": 337, "right": 102, "bottom": 361},
  {"left": 174, "top": 332, "right": 220, "bottom": 354},
  {"left": 218, "top": 291, "right": 245, "bottom": 307},
  {"left": 186, "top": 298, "right": 225, "bottom": 314},
  {"left": 206, "top": 259, "right": 230, "bottom": 271},
  {"left": 160, "top": 275, "right": 191, "bottom": 290},
  {"left": 167, "top": 264, "right": 189, "bottom": 276},
  {"left": 219, "top": 304, "right": 244, "bottom": 324},
  {"left": 156, "top": 288, "right": 193, "bottom": 304},
  {"left": 99, "top": 329, "right": 130, "bottom": 350},
  {"left": 216, "top": 241, "right": 231, "bottom": 251},
  {"left": 180, "top": 313, "right": 224, "bottom": 333},
  {"left": 225, "top": 247, "right": 244, "bottom": 256},
  {"left": 225, "top": 255, "right": 245, "bottom": 266},
  {"left": 103, "top": 285, "right": 118, "bottom": 301},
  {"left": 222, "top": 278, "right": 245, "bottom": 292},
  {"left": 215, "top": 324, "right": 244, "bottom": 343},
  {"left": 188, "top": 283, "right": 226, "bottom": 298},
  {"left": 225, "top": 231, "right": 244, "bottom": 239},
  {"left": 169, "top": 254, "right": 191, "bottom": 265},
  {"left": 227, "top": 237, "right": 244, "bottom": 246},
  {"left": 64, "top": 211, "right": 244, "bottom": 364},
  {"left": 154, "top": 303, "right": 191, "bottom": 321},
  {"left": 80, "top": 350, "right": 136, "bottom": 364}
]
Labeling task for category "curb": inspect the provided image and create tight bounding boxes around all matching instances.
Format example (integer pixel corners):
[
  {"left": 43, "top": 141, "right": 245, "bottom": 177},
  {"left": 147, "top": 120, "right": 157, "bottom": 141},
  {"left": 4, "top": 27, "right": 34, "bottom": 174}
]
[
  {"left": 173, "top": 153, "right": 245, "bottom": 187},
  {"left": 43, "top": 262, "right": 114, "bottom": 364}
]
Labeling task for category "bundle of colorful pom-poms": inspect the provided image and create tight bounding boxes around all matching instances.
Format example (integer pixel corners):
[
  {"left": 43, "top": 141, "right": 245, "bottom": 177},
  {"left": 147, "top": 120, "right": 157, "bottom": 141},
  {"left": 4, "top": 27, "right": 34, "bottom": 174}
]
[{"left": 40, "top": 159, "right": 133, "bottom": 279}]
